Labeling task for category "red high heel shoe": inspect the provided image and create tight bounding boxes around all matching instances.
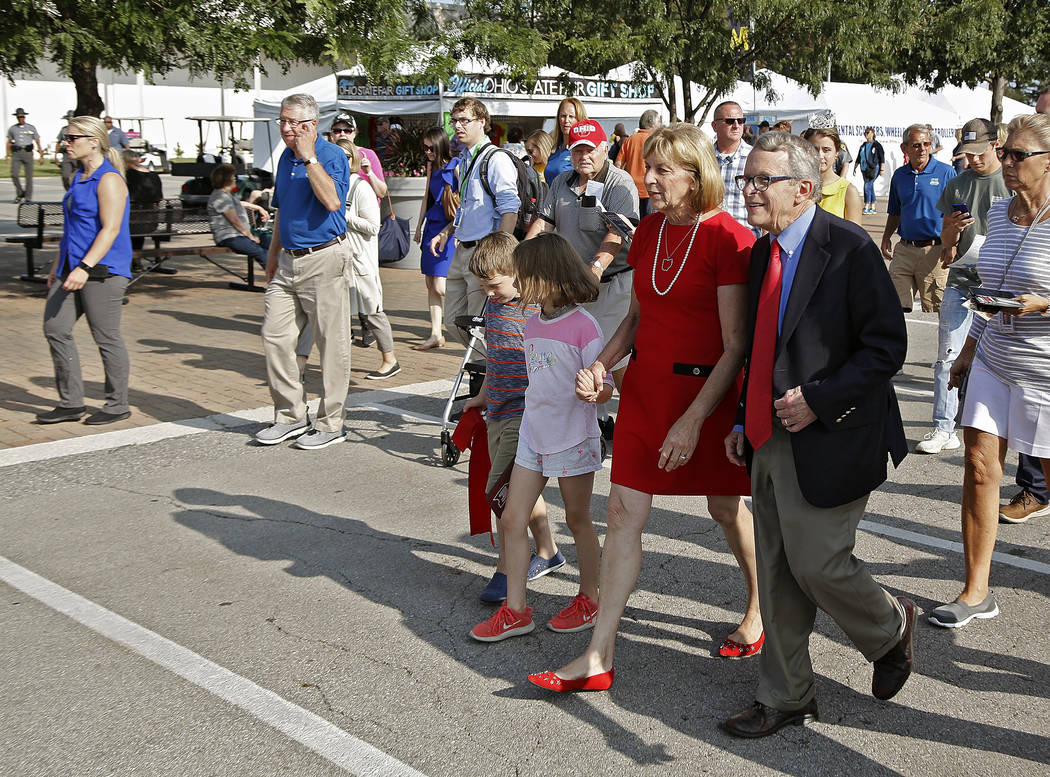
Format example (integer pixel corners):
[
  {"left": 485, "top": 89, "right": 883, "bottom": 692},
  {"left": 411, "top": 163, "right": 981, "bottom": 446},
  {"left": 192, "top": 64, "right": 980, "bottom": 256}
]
[
  {"left": 719, "top": 631, "right": 765, "bottom": 659},
  {"left": 527, "top": 668, "right": 614, "bottom": 692}
]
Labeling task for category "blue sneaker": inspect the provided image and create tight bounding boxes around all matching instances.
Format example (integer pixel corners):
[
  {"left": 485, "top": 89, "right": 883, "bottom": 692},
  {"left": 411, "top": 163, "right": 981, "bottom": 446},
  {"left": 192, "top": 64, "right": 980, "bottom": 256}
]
[
  {"left": 479, "top": 572, "right": 507, "bottom": 603},
  {"left": 527, "top": 550, "right": 566, "bottom": 581}
]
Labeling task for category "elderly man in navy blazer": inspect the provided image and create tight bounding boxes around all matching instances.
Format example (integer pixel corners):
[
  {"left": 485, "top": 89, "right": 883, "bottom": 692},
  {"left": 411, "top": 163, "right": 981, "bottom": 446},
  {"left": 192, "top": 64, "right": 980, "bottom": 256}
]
[{"left": 722, "top": 131, "right": 915, "bottom": 738}]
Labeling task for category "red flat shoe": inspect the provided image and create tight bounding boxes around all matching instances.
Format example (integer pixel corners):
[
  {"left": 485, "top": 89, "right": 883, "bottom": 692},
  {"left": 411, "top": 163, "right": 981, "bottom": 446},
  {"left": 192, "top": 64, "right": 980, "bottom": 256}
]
[
  {"left": 719, "top": 631, "right": 765, "bottom": 659},
  {"left": 527, "top": 668, "right": 614, "bottom": 692}
]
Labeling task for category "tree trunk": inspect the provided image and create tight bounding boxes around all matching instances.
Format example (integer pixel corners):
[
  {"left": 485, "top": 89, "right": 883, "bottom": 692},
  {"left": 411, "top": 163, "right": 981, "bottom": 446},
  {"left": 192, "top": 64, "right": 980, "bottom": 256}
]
[
  {"left": 71, "top": 57, "right": 104, "bottom": 117},
  {"left": 990, "top": 74, "right": 1006, "bottom": 125}
]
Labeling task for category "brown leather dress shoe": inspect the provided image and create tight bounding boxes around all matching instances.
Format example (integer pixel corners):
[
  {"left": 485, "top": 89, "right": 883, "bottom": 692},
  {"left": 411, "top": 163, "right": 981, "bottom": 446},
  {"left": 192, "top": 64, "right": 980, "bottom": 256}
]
[
  {"left": 872, "top": 596, "right": 916, "bottom": 700},
  {"left": 721, "top": 699, "right": 819, "bottom": 738}
]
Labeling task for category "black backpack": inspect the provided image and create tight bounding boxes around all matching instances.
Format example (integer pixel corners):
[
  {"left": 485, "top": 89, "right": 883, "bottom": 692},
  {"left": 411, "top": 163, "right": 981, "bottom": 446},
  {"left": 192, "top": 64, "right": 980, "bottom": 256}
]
[{"left": 479, "top": 147, "right": 546, "bottom": 239}]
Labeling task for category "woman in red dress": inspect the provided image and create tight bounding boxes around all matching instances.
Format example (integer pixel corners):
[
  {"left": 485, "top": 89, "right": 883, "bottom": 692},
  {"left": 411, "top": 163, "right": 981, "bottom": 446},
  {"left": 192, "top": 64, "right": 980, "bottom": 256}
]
[{"left": 529, "top": 123, "right": 762, "bottom": 693}]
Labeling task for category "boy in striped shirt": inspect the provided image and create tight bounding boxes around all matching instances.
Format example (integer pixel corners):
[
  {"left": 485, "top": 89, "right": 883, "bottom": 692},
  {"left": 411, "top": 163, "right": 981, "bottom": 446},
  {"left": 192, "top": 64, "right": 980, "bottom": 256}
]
[{"left": 464, "top": 233, "right": 564, "bottom": 603}]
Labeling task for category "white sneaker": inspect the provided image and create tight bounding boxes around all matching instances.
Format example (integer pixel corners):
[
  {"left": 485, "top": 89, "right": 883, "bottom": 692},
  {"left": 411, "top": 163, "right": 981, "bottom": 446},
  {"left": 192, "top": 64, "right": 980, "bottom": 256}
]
[{"left": 915, "top": 429, "right": 961, "bottom": 454}]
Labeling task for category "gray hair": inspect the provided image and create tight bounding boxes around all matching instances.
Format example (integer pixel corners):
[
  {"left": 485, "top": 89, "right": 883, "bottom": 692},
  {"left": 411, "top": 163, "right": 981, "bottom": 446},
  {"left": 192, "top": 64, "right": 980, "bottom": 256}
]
[
  {"left": 752, "top": 130, "right": 822, "bottom": 202},
  {"left": 1006, "top": 113, "right": 1050, "bottom": 150},
  {"left": 281, "top": 93, "right": 319, "bottom": 120},
  {"left": 639, "top": 109, "right": 660, "bottom": 130},
  {"left": 902, "top": 123, "right": 929, "bottom": 143}
]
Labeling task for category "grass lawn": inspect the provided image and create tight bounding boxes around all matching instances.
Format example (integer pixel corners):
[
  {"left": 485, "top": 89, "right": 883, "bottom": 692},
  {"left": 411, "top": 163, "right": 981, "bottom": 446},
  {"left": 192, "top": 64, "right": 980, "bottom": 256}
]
[{"left": 0, "top": 158, "right": 62, "bottom": 178}]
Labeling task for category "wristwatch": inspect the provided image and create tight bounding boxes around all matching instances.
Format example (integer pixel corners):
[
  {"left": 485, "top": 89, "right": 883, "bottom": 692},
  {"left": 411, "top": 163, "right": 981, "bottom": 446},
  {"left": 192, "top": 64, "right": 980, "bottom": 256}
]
[
  {"left": 591, "top": 259, "right": 604, "bottom": 272},
  {"left": 305, "top": 156, "right": 318, "bottom": 166}
]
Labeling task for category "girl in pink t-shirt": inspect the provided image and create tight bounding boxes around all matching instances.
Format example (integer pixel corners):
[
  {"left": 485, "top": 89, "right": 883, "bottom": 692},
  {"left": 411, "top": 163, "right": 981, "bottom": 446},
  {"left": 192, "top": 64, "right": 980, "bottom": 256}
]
[{"left": 470, "top": 234, "right": 612, "bottom": 644}]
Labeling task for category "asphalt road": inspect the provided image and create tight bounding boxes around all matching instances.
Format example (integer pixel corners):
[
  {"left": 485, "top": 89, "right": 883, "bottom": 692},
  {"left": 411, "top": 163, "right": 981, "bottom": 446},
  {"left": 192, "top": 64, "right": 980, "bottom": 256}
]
[{"left": 2, "top": 304, "right": 1048, "bottom": 775}]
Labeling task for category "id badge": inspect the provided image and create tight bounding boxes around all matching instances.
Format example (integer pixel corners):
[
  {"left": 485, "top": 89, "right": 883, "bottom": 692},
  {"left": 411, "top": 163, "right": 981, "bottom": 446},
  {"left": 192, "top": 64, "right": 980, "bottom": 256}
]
[
  {"left": 1000, "top": 312, "right": 1015, "bottom": 333},
  {"left": 453, "top": 208, "right": 463, "bottom": 228}
]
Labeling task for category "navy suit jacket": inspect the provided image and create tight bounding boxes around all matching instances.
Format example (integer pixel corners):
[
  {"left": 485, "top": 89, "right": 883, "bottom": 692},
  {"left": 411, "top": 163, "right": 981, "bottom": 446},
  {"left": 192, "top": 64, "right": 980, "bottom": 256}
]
[{"left": 737, "top": 206, "right": 908, "bottom": 508}]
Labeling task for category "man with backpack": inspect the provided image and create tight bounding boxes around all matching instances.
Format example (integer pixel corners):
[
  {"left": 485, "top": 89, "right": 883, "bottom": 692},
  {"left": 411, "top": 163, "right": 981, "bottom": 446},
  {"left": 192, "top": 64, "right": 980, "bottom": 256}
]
[{"left": 430, "top": 97, "right": 522, "bottom": 350}]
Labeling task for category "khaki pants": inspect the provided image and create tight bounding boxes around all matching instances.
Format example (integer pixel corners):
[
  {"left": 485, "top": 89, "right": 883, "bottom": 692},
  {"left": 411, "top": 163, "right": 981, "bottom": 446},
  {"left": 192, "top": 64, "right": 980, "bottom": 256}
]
[
  {"left": 262, "top": 240, "right": 351, "bottom": 433},
  {"left": 889, "top": 241, "right": 947, "bottom": 312},
  {"left": 751, "top": 421, "right": 903, "bottom": 711},
  {"left": 445, "top": 242, "right": 486, "bottom": 354}
]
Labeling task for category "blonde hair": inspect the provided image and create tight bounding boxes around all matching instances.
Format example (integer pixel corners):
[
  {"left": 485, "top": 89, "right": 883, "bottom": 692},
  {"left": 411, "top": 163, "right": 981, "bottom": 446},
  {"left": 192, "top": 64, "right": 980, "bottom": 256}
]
[
  {"left": 551, "top": 97, "right": 588, "bottom": 150},
  {"left": 513, "top": 233, "right": 598, "bottom": 308},
  {"left": 525, "top": 129, "right": 553, "bottom": 169},
  {"left": 69, "top": 116, "right": 125, "bottom": 175},
  {"left": 1006, "top": 113, "right": 1050, "bottom": 150},
  {"left": 335, "top": 138, "right": 361, "bottom": 174},
  {"left": 643, "top": 123, "right": 725, "bottom": 214},
  {"left": 469, "top": 232, "right": 518, "bottom": 279}
]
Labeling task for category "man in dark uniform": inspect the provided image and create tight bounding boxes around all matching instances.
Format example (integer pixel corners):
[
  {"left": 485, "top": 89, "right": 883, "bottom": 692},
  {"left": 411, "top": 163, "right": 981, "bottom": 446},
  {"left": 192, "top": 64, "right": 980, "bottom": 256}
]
[{"left": 6, "top": 108, "right": 44, "bottom": 202}]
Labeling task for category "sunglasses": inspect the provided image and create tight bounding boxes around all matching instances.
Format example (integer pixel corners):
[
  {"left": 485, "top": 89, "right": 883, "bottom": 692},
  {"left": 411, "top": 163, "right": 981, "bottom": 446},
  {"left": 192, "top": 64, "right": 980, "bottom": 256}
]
[
  {"left": 996, "top": 148, "right": 1050, "bottom": 163},
  {"left": 719, "top": 118, "right": 746, "bottom": 126},
  {"left": 63, "top": 134, "right": 90, "bottom": 142},
  {"left": 423, "top": 144, "right": 434, "bottom": 151},
  {"left": 330, "top": 127, "right": 354, "bottom": 134}
]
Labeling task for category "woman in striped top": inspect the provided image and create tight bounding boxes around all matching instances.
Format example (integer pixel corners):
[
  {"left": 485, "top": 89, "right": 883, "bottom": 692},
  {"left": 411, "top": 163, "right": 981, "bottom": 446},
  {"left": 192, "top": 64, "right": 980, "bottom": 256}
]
[{"left": 930, "top": 113, "right": 1050, "bottom": 629}]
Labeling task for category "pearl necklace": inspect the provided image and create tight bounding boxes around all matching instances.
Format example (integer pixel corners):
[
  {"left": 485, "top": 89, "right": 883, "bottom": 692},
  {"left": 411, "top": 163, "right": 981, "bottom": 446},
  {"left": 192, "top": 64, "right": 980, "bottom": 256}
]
[{"left": 652, "top": 214, "right": 702, "bottom": 296}]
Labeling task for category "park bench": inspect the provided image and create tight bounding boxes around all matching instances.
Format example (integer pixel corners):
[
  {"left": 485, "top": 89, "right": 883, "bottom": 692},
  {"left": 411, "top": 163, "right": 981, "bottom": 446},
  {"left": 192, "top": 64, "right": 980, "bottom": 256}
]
[{"left": 7, "top": 199, "right": 265, "bottom": 292}]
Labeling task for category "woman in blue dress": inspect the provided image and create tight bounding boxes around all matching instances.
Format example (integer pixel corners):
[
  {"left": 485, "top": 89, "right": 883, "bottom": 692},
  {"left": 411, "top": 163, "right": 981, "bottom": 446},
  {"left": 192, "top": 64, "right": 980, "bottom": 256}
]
[
  {"left": 413, "top": 127, "right": 460, "bottom": 350},
  {"left": 544, "top": 97, "right": 588, "bottom": 185}
]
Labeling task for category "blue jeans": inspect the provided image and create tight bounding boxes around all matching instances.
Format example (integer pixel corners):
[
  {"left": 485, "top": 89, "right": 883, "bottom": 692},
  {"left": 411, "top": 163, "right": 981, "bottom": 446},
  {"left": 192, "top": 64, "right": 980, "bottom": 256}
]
[
  {"left": 933, "top": 285, "right": 972, "bottom": 433},
  {"left": 863, "top": 177, "right": 876, "bottom": 204},
  {"left": 219, "top": 233, "right": 271, "bottom": 267}
]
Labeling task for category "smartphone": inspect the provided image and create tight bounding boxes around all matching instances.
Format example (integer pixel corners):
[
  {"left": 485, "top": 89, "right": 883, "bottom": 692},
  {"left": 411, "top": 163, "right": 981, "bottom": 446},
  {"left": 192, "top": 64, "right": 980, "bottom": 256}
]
[
  {"left": 951, "top": 202, "right": 970, "bottom": 216},
  {"left": 970, "top": 287, "right": 1022, "bottom": 310},
  {"left": 581, "top": 195, "right": 596, "bottom": 208},
  {"left": 598, "top": 210, "right": 636, "bottom": 242}
]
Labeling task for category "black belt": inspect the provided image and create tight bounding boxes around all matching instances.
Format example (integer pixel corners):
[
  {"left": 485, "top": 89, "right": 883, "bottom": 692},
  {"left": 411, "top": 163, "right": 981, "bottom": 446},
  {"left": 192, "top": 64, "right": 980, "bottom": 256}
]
[
  {"left": 459, "top": 239, "right": 478, "bottom": 248},
  {"left": 14, "top": 145, "right": 33, "bottom": 152},
  {"left": 899, "top": 237, "right": 941, "bottom": 248},
  {"left": 600, "top": 267, "right": 633, "bottom": 283},
  {"left": 286, "top": 232, "right": 347, "bottom": 257},
  {"left": 673, "top": 362, "right": 713, "bottom": 378}
]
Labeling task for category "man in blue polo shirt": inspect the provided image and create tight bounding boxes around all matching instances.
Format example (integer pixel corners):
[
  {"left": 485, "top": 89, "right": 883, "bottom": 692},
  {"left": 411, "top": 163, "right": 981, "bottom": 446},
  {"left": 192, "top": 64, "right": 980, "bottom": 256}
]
[
  {"left": 429, "top": 97, "right": 520, "bottom": 351},
  {"left": 880, "top": 124, "right": 957, "bottom": 312},
  {"left": 256, "top": 93, "right": 352, "bottom": 451}
]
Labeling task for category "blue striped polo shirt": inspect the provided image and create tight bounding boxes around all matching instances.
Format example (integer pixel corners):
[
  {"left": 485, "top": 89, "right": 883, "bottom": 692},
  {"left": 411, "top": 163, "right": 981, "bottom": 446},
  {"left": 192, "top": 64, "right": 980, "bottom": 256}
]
[{"left": 484, "top": 298, "right": 541, "bottom": 419}]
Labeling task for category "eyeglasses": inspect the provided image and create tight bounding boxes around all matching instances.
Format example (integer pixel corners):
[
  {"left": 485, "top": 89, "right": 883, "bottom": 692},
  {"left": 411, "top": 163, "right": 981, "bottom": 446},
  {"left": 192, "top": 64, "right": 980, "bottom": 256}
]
[
  {"left": 63, "top": 134, "right": 89, "bottom": 142},
  {"left": 275, "top": 117, "right": 315, "bottom": 128},
  {"left": 735, "top": 174, "right": 794, "bottom": 192},
  {"left": 450, "top": 116, "right": 479, "bottom": 127},
  {"left": 330, "top": 127, "right": 353, "bottom": 135},
  {"left": 996, "top": 148, "right": 1050, "bottom": 163},
  {"left": 719, "top": 117, "right": 746, "bottom": 126}
]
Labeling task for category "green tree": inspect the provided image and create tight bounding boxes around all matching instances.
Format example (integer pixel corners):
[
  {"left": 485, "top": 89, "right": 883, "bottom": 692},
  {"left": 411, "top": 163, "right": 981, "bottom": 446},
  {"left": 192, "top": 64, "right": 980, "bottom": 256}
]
[
  {"left": 891, "top": 0, "right": 1049, "bottom": 122},
  {"left": 0, "top": 0, "right": 442, "bottom": 117},
  {"left": 454, "top": 0, "right": 909, "bottom": 122}
]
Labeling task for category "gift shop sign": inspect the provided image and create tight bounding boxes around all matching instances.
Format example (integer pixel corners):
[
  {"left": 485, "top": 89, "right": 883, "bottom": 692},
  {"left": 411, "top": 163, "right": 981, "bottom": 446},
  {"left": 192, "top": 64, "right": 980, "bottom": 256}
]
[{"left": 337, "top": 74, "right": 656, "bottom": 101}]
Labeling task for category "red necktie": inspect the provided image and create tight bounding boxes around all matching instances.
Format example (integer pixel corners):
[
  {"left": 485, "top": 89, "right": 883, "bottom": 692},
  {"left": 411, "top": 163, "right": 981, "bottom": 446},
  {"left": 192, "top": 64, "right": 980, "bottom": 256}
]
[{"left": 745, "top": 238, "right": 782, "bottom": 451}]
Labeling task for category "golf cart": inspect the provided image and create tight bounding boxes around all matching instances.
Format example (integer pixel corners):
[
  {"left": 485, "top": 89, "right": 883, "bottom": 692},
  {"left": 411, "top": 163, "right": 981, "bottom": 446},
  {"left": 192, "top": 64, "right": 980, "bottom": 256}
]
[
  {"left": 172, "top": 115, "right": 275, "bottom": 205},
  {"left": 113, "top": 116, "right": 170, "bottom": 173}
]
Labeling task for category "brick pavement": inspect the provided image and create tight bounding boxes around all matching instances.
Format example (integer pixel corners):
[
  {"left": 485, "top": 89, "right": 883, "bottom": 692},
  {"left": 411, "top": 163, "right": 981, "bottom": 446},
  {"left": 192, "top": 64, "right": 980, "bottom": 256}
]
[{"left": 0, "top": 205, "right": 892, "bottom": 450}]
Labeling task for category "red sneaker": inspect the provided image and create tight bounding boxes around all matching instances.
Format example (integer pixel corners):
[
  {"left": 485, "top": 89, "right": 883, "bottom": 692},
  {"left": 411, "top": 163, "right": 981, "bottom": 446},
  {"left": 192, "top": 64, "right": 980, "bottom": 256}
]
[
  {"left": 547, "top": 593, "right": 598, "bottom": 633},
  {"left": 470, "top": 604, "right": 535, "bottom": 642}
]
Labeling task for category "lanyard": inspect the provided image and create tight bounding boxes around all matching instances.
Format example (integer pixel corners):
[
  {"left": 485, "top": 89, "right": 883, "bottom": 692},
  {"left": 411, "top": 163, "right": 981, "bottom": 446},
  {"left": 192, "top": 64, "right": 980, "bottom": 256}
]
[{"left": 459, "top": 142, "right": 491, "bottom": 200}]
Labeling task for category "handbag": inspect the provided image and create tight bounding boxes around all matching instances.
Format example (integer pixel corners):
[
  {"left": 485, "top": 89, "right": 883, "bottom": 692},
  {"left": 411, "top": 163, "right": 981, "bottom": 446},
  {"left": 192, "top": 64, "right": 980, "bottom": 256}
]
[
  {"left": 441, "top": 183, "right": 460, "bottom": 222},
  {"left": 377, "top": 190, "right": 410, "bottom": 265}
]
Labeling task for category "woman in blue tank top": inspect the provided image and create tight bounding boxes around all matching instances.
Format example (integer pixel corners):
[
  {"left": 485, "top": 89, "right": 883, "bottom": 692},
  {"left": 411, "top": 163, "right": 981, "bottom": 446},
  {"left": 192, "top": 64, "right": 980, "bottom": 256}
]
[{"left": 39, "top": 116, "right": 134, "bottom": 426}]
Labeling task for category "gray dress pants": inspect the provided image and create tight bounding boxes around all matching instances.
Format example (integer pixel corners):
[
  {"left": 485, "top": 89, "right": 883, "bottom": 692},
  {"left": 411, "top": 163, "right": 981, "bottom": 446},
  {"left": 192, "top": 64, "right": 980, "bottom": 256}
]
[
  {"left": 43, "top": 274, "right": 131, "bottom": 413},
  {"left": 750, "top": 420, "right": 903, "bottom": 711},
  {"left": 10, "top": 150, "right": 34, "bottom": 200}
]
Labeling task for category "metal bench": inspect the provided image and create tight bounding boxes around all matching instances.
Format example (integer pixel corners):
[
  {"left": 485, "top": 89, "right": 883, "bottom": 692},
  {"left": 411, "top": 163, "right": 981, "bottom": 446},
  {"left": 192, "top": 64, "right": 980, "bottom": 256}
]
[{"left": 7, "top": 199, "right": 265, "bottom": 292}]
